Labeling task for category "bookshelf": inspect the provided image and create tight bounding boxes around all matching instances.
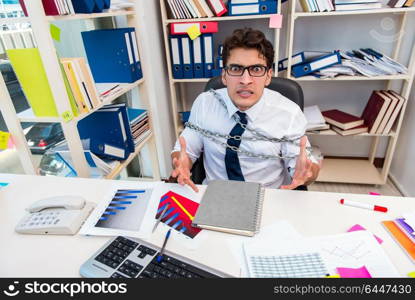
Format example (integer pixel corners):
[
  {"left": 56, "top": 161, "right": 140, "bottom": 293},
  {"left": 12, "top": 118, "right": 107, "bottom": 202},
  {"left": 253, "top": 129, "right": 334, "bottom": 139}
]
[
  {"left": 284, "top": 0, "right": 415, "bottom": 185},
  {"left": 159, "top": 0, "right": 283, "bottom": 136},
  {"left": 0, "top": 0, "right": 161, "bottom": 180}
]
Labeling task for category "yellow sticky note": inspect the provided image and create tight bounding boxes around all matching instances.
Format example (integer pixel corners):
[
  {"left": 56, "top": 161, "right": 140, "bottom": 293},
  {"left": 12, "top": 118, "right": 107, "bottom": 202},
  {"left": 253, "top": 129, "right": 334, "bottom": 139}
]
[
  {"left": 325, "top": 274, "right": 341, "bottom": 278},
  {"left": 187, "top": 25, "right": 201, "bottom": 40},
  {"left": 61, "top": 110, "right": 73, "bottom": 122},
  {"left": 50, "top": 23, "right": 61, "bottom": 42},
  {"left": 408, "top": 271, "right": 415, "bottom": 278},
  {"left": 0, "top": 131, "right": 11, "bottom": 150},
  {"left": 269, "top": 14, "right": 283, "bottom": 29}
]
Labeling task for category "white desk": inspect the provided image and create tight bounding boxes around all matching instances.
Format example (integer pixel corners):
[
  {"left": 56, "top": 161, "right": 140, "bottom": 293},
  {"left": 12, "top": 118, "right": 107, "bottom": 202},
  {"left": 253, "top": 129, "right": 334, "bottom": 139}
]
[{"left": 0, "top": 174, "right": 414, "bottom": 277}]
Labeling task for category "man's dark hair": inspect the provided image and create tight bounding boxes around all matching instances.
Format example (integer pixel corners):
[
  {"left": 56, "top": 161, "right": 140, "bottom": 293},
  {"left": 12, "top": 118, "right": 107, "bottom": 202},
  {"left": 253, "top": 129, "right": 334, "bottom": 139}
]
[{"left": 222, "top": 28, "right": 274, "bottom": 69}]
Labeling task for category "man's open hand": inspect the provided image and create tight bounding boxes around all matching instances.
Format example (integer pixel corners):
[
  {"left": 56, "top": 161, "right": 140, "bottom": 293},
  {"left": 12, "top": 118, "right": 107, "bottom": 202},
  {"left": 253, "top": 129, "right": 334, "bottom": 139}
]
[
  {"left": 171, "top": 136, "right": 199, "bottom": 192},
  {"left": 280, "top": 136, "right": 317, "bottom": 190}
]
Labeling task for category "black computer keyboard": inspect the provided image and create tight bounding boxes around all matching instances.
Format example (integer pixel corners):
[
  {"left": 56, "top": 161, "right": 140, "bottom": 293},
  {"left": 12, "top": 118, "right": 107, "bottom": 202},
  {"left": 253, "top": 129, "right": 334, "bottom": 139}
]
[{"left": 80, "top": 236, "right": 227, "bottom": 278}]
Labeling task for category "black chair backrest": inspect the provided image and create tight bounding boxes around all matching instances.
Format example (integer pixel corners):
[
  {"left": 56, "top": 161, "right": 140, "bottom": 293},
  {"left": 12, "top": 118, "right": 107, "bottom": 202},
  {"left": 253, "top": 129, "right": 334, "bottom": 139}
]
[{"left": 203, "top": 76, "right": 304, "bottom": 111}]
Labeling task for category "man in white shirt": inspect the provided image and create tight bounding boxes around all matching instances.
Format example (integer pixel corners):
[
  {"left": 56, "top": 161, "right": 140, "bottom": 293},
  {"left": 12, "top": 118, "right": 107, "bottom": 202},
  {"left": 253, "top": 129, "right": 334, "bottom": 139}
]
[{"left": 171, "top": 28, "right": 320, "bottom": 192}]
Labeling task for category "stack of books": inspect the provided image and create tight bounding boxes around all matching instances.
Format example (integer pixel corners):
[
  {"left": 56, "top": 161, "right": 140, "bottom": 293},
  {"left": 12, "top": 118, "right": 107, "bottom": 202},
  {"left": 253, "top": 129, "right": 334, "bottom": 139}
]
[
  {"left": 322, "top": 109, "right": 367, "bottom": 136},
  {"left": 322, "top": 90, "right": 406, "bottom": 136},
  {"left": 387, "top": 0, "right": 415, "bottom": 8},
  {"left": 382, "top": 212, "right": 415, "bottom": 263},
  {"left": 20, "top": 0, "right": 111, "bottom": 16},
  {"left": 166, "top": 0, "right": 227, "bottom": 18},
  {"left": 60, "top": 57, "right": 101, "bottom": 115},
  {"left": 127, "top": 108, "right": 151, "bottom": 147},
  {"left": 334, "top": 0, "right": 382, "bottom": 11},
  {"left": 299, "top": 0, "right": 335, "bottom": 12}
]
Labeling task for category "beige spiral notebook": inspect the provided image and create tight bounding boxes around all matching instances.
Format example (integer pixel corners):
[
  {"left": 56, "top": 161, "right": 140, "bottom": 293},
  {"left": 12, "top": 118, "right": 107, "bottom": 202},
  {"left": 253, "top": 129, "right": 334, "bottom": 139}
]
[{"left": 191, "top": 180, "right": 265, "bottom": 237}]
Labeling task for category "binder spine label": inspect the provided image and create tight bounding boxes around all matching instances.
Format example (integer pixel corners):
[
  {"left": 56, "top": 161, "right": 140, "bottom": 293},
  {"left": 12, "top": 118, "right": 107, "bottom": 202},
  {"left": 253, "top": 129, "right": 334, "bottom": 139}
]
[
  {"left": 104, "top": 144, "right": 125, "bottom": 158},
  {"left": 310, "top": 55, "right": 339, "bottom": 70}
]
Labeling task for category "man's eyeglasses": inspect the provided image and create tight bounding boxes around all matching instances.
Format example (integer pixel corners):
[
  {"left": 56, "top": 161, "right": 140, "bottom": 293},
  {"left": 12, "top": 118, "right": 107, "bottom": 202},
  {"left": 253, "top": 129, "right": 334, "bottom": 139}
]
[{"left": 224, "top": 64, "right": 269, "bottom": 77}]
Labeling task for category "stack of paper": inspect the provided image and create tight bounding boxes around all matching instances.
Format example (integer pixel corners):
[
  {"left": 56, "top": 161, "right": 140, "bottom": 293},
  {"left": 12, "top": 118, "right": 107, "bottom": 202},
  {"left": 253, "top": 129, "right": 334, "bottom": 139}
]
[{"left": 304, "top": 105, "right": 329, "bottom": 131}]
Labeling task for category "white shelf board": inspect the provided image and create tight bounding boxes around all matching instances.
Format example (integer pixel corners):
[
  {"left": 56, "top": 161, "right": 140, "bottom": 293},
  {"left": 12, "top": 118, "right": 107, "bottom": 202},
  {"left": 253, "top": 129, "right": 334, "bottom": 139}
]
[
  {"left": 105, "top": 132, "right": 153, "bottom": 180},
  {"left": 294, "top": 7, "right": 415, "bottom": 18},
  {"left": 46, "top": 10, "right": 135, "bottom": 21},
  {"left": 292, "top": 74, "right": 411, "bottom": 81},
  {"left": 172, "top": 78, "right": 210, "bottom": 83},
  {"left": 316, "top": 158, "right": 384, "bottom": 184},
  {"left": 164, "top": 14, "right": 274, "bottom": 24},
  {"left": 17, "top": 108, "right": 61, "bottom": 123},
  {"left": 16, "top": 79, "right": 144, "bottom": 124},
  {"left": 307, "top": 130, "right": 396, "bottom": 137},
  {"left": 74, "top": 78, "right": 144, "bottom": 123}
]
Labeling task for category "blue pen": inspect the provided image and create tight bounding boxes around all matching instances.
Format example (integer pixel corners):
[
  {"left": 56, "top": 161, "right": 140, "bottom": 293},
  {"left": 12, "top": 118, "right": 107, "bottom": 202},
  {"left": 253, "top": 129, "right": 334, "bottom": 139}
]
[{"left": 157, "top": 229, "right": 172, "bottom": 263}]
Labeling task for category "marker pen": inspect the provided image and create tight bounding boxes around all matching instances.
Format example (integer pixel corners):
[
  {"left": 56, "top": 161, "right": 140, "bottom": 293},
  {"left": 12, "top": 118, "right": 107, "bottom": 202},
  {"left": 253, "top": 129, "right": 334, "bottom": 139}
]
[{"left": 340, "top": 199, "right": 388, "bottom": 213}]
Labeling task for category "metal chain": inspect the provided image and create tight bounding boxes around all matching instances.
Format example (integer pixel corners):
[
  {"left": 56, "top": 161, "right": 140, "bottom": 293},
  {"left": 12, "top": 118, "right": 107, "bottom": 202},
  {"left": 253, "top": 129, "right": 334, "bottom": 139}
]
[{"left": 184, "top": 89, "right": 312, "bottom": 160}]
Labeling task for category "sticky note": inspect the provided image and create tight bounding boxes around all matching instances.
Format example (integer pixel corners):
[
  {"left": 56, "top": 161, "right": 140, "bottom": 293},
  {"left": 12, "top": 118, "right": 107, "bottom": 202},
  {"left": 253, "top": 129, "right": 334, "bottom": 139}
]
[
  {"left": 187, "top": 25, "right": 201, "bottom": 40},
  {"left": 337, "top": 266, "right": 372, "bottom": 278},
  {"left": 0, "top": 182, "right": 9, "bottom": 188},
  {"left": 369, "top": 192, "right": 381, "bottom": 195},
  {"left": 0, "top": 131, "right": 11, "bottom": 150},
  {"left": 347, "top": 224, "right": 383, "bottom": 244},
  {"left": 408, "top": 271, "right": 415, "bottom": 278},
  {"left": 50, "top": 23, "right": 61, "bottom": 42},
  {"left": 61, "top": 111, "right": 73, "bottom": 122},
  {"left": 325, "top": 274, "right": 340, "bottom": 278},
  {"left": 269, "top": 14, "right": 283, "bottom": 29}
]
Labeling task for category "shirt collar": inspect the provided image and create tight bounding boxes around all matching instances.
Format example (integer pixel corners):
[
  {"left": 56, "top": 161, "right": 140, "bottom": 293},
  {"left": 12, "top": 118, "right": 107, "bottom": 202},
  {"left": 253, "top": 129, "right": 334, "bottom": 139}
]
[{"left": 223, "top": 89, "right": 266, "bottom": 123}]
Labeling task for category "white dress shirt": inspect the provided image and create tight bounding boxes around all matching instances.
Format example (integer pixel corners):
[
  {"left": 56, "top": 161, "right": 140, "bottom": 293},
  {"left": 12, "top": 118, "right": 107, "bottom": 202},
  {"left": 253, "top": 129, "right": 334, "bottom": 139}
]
[{"left": 173, "top": 88, "right": 312, "bottom": 188}]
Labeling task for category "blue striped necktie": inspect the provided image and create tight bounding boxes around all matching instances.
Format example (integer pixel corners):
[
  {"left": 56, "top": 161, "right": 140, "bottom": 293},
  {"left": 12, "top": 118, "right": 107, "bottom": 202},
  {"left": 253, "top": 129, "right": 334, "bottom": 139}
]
[{"left": 225, "top": 111, "right": 247, "bottom": 181}]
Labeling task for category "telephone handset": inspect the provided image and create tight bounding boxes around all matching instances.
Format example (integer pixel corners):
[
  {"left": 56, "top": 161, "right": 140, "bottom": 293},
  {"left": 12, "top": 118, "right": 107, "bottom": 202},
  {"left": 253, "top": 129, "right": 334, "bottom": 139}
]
[{"left": 15, "top": 195, "right": 95, "bottom": 235}]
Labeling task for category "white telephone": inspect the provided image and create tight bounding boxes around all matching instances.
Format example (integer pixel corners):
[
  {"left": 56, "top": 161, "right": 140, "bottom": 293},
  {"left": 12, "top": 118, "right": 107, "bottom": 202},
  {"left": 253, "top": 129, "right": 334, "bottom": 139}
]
[{"left": 15, "top": 195, "right": 95, "bottom": 235}]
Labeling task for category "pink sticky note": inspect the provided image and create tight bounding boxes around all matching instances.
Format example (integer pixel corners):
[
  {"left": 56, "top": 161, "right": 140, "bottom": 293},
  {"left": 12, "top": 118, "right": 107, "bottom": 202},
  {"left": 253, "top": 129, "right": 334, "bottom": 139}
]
[
  {"left": 347, "top": 224, "right": 383, "bottom": 244},
  {"left": 337, "top": 266, "right": 372, "bottom": 278},
  {"left": 369, "top": 192, "right": 381, "bottom": 196},
  {"left": 269, "top": 14, "right": 283, "bottom": 29}
]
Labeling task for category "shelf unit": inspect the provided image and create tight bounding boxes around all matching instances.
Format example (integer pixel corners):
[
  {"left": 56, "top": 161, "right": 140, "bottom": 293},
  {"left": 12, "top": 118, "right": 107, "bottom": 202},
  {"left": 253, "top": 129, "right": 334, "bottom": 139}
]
[
  {"left": 159, "top": 0, "right": 283, "bottom": 136},
  {"left": 0, "top": 0, "right": 161, "bottom": 180},
  {"left": 284, "top": 1, "right": 415, "bottom": 184}
]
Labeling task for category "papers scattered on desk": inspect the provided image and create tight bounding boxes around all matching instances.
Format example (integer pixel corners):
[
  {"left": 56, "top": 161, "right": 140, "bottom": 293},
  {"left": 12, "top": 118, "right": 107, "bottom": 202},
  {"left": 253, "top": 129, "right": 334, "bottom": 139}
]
[{"left": 238, "top": 229, "right": 399, "bottom": 278}]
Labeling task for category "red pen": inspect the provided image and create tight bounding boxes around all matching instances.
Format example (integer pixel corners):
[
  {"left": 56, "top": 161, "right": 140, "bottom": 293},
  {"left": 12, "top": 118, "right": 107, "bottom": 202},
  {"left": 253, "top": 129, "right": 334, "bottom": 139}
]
[{"left": 340, "top": 199, "right": 388, "bottom": 213}]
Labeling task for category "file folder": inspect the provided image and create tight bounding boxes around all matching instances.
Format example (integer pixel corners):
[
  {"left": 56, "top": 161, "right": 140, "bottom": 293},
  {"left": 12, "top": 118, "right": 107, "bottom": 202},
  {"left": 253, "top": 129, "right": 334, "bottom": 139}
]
[
  {"left": 170, "top": 21, "right": 218, "bottom": 35},
  {"left": 129, "top": 31, "right": 143, "bottom": 80},
  {"left": 93, "top": 0, "right": 105, "bottom": 12},
  {"left": 77, "top": 109, "right": 132, "bottom": 160},
  {"left": 81, "top": 28, "right": 137, "bottom": 83},
  {"left": 207, "top": 0, "right": 228, "bottom": 16},
  {"left": 181, "top": 36, "right": 194, "bottom": 79},
  {"left": 292, "top": 52, "right": 341, "bottom": 78},
  {"left": 90, "top": 140, "right": 127, "bottom": 161},
  {"left": 202, "top": 33, "right": 214, "bottom": 78},
  {"left": 228, "top": 1, "right": 277, "bottom": 16},
  {"left": 170, "top": 36, "right": 184, "bottom": 79},
  {"left": 103, "top": 0, "right": 111, "bottom": 9},
  {"left": 278, "top": 51, "right": 331, "bottom": 72},
  {"left": 98, "top": 103, "right": 135, "bottom": 153},
  {"left": 192, "top": 36, "right": 204, "bottom": 78},
  {"left": 72, "top": 0, "right": 95, "bottom": 13}
]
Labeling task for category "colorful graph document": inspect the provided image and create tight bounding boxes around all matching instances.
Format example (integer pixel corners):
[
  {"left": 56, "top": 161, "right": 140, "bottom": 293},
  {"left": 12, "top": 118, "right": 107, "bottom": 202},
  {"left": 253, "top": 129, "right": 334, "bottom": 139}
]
[
  {"left": 156, "top": 191, "right": 202, "bottom": 239},
  {"left": 79, "top": 181, "right": 164, "bottom": 238}
]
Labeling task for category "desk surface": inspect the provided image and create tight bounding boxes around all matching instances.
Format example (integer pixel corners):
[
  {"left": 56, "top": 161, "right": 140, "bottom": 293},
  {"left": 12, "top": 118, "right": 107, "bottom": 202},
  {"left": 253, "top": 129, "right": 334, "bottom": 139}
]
[{"left": 1, "top": 174, "right": 414, "bottom": 277}]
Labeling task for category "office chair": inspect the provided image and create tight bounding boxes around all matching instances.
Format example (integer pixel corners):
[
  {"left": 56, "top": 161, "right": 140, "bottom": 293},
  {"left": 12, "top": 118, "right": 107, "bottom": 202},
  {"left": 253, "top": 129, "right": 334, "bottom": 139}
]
[{"left": 190, "top": 76, "right": 308, "bottom": 191}]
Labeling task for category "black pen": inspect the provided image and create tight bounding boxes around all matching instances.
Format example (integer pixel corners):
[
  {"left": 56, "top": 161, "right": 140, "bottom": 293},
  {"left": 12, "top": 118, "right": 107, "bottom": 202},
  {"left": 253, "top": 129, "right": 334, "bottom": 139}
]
[{"left": 157, "top": 229, "right": 172, "bottom": 263}]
